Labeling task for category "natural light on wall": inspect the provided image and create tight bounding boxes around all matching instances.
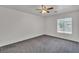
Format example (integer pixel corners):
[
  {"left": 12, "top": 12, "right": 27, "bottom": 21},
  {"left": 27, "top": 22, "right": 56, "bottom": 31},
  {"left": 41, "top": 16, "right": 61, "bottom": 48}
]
[{"left": 57, "top": 17, "right": 72, "bottom": 34}]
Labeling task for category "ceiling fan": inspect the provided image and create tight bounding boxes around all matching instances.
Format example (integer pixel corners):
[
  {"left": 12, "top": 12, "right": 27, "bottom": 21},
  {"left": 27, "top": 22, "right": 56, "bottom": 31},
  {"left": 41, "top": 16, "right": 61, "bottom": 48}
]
[{"left": 36, "top": 5, "right": 54, "bottom": 14}]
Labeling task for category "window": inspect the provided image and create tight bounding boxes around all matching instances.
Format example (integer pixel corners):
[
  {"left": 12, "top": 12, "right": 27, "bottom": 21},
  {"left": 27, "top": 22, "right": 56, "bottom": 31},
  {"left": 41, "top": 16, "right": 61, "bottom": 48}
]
[{"left": 57, "top": 17, "right": 72, "bottom": 34}]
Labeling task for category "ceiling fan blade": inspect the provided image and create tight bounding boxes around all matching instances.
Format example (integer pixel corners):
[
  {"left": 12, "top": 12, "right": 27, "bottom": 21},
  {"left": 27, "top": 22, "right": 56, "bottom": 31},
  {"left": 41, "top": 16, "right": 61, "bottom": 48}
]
[
  {"left": 36, "top": 9, "right": 41, "bottom": 10},
  {"left": 47, "top": 7, "right": 53, "bottom": 10},
  {"left": 41, "top": 5, "right": 43, "bottom": 9},
  {"left": 47, "top": 11, "right": 50, "bottom": 13}
]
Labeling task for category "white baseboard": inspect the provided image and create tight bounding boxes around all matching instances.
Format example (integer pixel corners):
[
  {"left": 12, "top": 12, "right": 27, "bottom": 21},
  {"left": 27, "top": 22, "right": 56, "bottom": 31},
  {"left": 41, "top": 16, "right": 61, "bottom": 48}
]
[
  {"left": 0, "top": 34, "right": 44, "bottom": 47},
  {"left": 46, "top": 34, "right": 79, "bottom": 43}
]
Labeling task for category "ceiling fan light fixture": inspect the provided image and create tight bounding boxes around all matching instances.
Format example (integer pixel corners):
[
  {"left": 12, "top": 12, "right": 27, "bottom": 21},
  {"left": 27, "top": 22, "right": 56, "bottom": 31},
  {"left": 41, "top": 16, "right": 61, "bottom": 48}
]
[{"left": 41, "top": 10, "right": 47, "bottom": 14}]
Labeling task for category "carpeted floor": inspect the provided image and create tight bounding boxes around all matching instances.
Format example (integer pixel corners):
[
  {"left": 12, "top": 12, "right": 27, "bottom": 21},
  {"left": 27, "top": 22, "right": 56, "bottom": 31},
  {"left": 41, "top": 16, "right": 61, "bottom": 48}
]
[{"left": 0, "top": 35, "right": 79, "bottom": 53}]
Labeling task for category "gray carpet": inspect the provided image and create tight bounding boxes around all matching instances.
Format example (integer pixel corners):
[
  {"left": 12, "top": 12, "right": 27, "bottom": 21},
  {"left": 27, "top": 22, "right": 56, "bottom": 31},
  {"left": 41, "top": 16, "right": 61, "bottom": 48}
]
[{"left": 0, "top": 35, "right": 79, "bottom": 53}]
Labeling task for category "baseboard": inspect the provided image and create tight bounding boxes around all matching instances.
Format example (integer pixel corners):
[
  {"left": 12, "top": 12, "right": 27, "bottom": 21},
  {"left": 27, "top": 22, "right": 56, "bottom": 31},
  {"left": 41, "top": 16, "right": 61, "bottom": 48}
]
[
  {"left": 0, "top": 34, "right": 79, "bottom": 48},
  {"left": 45, "top": 34, "right": 79, "bottom": 43},
  {"left": 0, "top": 34, "right": 44, "bottom": 48}
]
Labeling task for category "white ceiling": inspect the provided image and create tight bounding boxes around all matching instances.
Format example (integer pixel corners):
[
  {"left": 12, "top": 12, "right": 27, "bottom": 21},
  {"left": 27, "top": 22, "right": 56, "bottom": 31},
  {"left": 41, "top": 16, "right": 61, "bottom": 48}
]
[{"left": 0, "top": 5, "right": 79, "bottom": 16}]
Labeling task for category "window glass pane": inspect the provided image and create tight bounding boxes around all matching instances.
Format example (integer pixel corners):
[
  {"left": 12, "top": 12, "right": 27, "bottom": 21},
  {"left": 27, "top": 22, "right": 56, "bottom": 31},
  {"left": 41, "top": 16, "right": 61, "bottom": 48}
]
[{"left": 57, "top": 17, "right": 72, "bottom": 34}]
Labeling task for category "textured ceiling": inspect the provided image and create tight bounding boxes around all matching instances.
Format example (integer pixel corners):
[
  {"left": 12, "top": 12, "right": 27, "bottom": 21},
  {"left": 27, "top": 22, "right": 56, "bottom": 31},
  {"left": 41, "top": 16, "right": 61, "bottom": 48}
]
[{"left": 0, "top": 5, "right": 79, "bottom": 16}]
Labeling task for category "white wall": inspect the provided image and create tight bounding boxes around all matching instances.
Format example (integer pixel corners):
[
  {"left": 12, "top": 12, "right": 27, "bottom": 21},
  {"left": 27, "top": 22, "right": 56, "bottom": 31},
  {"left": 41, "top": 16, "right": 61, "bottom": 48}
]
[
  {"left": 0, "top": 7, "right": 44, "bottom": 47},
  {"left": 45, "top": 11, "right": 79, "bottom": 42}
]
